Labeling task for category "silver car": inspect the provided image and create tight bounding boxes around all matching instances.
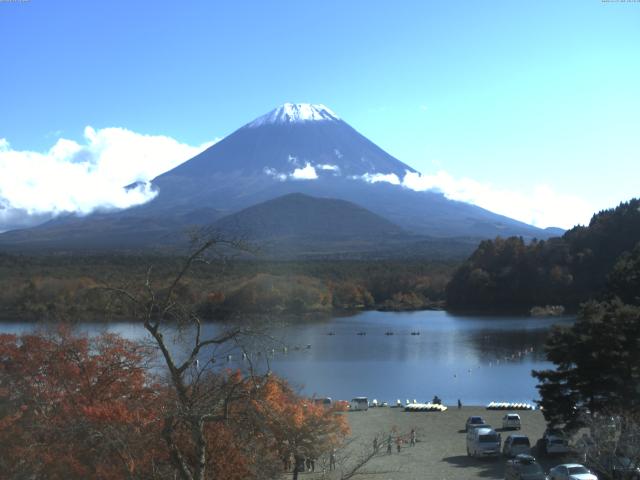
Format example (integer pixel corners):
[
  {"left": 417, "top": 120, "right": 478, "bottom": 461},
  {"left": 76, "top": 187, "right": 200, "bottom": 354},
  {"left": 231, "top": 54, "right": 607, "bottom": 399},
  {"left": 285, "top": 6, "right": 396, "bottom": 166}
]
[
  {"left": 467, "top": 427, "right": 501, "bottom": 458},
  {"left": 548, "top": 463, "right": 598, "bottom": 480}
]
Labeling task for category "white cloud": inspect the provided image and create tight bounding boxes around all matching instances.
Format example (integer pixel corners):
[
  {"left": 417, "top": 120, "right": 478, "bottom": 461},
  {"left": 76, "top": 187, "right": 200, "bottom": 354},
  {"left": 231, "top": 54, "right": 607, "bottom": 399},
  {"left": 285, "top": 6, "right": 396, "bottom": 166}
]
[
  {"left": 363, "top": 169, "right": 593, "bottom": 229},
  {"left": 0, "top": 127, "right": 216, "bottom": 229},
  {"left": 361, "top": 172, "right": 401, "bottom": 185},
  {"left": 317, "top": 164, "right": 340, "bottom": 173},
  {"left": 404, "top": 170, "right": 593, "bottom": 229},
  {"left": 290, "top": 162, "right": 318, "bottom": 180},
  {"left": 265, "top": 162, "right": 330, "bottom": 181},
  {"left": 264, "top": 167, "right": 287, "bottom": 181}
]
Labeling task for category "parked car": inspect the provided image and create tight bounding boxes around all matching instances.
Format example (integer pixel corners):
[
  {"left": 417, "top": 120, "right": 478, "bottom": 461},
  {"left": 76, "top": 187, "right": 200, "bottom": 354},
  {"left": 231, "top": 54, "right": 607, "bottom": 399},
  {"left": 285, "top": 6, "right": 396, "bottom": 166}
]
[
  {"left": 539, "top": 429, "right": 571, "bottom": 455},
  {"left": 548, "top": 463, "right": 598, "bottom": 480},
  {"left": 467, "top": 427, "right": 501, "bottom": 458},
  {"left": 594, "top": 455, "right": 640, "bottom": 480},
  {"left": 619, "top": 431, "right": 640, "bottom": 458},
  {"left": 503, "top": 413, "right": 522, "bottom": 430},
  {"left": 573, "top": 434, "right": 597, "bottom": 463},
  {"left": 466, "top": 416, "right": 488, "bottom": 432},
  {"left": 313, "top": 397, "right": 332, "bottom": 408},
  {"left": 544, "top": 436, "right": 571, "bottom": 455},
  {"left": 543, "top": 428, "right": 565, "bottom": 439},
  {"left": 504, "top": 454, "right": 549, "bottom": 480},
  {"left": 350, "top": 397, "right": 368, "bottom": 411},
  {"left": 503, "top": 434, "right": 532, "bottom": 457}
]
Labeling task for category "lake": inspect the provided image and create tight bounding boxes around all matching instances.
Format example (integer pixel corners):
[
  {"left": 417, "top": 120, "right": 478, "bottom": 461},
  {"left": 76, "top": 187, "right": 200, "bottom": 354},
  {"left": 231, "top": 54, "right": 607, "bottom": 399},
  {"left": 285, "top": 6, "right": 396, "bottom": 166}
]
[{"left": 0, "top": 310, "right": 573, "bottom": 406}]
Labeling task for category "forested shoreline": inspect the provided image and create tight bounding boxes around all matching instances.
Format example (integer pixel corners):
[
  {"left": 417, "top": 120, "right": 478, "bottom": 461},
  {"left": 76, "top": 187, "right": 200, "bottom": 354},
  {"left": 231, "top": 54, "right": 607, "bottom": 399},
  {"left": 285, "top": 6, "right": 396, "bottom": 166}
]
[
  {"left": 0, "top": 254, "right": 455, "bottom": 321},
  {"left": 4, "top": 199, "right": 639, "bottom": 322}
]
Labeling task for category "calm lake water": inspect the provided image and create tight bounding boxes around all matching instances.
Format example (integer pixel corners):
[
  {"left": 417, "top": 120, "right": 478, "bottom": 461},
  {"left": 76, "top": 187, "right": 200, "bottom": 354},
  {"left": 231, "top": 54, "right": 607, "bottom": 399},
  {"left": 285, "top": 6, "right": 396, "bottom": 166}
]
[{"left": 0, "top": 310, "right": 573, "bottom": 406}]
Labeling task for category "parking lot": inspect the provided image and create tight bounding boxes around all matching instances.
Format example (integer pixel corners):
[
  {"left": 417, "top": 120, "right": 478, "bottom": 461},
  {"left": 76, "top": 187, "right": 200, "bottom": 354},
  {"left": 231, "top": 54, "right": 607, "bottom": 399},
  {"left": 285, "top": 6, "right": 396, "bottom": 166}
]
[{"left": 291, "top": 406, "right": 582, "bottom": 480}]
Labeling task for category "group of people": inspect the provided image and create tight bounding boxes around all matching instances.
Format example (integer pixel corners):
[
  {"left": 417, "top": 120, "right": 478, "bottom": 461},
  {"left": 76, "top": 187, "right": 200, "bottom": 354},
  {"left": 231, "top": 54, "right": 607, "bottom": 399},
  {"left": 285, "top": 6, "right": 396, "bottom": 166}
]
[
  {"left": 282, "top": 449, "right": 337, "bottom": 473},
  {"left": 373, "top": 428, "right": 417, "bottom": 456},
  {"left": 282, "top": 455, "right": 316, "bottom": 473},
  {"left": 281, "top": 397, "right": 467, "bottom": 475},
  {"left": 430, "top": 394, "right": 463, "bottom": 408}
]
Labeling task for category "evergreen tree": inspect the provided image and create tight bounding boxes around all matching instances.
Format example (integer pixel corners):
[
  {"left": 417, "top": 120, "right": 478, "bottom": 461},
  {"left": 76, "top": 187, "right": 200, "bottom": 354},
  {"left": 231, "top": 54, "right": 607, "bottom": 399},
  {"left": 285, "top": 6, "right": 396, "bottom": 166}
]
[
  {"left": 446, "top": 198, "right": 640, "bottom": 312},
  {"left": 532, "top": 300, "right": 640, "bottom": 430}
]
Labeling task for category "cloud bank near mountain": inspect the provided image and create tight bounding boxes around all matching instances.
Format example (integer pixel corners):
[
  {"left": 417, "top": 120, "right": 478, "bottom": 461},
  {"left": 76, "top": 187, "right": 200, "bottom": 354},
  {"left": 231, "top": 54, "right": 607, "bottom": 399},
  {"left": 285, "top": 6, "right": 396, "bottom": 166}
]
[
  {"left": 0, "top": 128, "right": 215, "bottom": 230},
  {"left": 0, "top": 123, "right": 592, "bottom": 232},
  {"left": 361, "top": 170, "right": 593, "bottom": 230}
]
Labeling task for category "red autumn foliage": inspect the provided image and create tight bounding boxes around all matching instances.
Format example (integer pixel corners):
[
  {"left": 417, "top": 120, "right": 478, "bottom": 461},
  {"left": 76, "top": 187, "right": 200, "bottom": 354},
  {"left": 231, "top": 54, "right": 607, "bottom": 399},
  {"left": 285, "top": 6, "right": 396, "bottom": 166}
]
[
  {"left": 0, "top": 330, "right": 350, "bottom": 480},
  {"left": 0, "top": 328, "right": 164, "bottom": 479},
  {"left": 253, "top": 375, "right": 350, "bottom": 476}
]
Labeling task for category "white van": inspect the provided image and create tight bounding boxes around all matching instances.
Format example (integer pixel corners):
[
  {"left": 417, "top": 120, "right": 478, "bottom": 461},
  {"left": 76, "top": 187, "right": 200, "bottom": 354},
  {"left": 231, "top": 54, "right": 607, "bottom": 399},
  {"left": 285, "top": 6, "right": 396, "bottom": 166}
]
[
  {"left": 350, "top": 397, "right": 369, "bottom": 411},
  {"left": 466, "top": 427, "right": 501, "bottom": 458}
]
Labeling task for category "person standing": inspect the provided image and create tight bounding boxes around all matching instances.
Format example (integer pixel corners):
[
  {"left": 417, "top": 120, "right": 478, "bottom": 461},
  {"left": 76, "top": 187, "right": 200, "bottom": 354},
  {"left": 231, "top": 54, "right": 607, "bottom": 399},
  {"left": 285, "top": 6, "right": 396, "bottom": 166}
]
[
  {"left": 386, "top": 435, "right": 392, "bottom": 455},
  {"left": 458, "top": 398, "right": 462, "bottom": 409},
  {"left": 410, "top": 428, "right": 416, "bottom": 447},
  {"left": 329, "top": 448, "right": 336, "bottom": 471},
  {"left": 396, "top": 436, "right": 402, "bottom": 453},
  {"left": 373, "top": 436, "right": 379, "bottom": 453}
]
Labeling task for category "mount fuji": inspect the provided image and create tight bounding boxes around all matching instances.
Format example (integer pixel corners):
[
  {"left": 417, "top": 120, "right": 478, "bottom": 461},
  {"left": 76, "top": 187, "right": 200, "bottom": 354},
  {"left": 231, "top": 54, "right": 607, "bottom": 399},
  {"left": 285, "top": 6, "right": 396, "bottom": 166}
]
[{"left": 0, "top": 103, "right": 556, "bottom": 254}]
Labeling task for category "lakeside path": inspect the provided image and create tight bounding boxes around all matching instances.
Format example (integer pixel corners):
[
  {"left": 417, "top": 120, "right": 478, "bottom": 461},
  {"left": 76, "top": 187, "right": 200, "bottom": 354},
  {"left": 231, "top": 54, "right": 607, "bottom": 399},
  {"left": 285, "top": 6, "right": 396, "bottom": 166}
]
[{"left": 287, "top": 406, "right": 579, "bottom": 480}]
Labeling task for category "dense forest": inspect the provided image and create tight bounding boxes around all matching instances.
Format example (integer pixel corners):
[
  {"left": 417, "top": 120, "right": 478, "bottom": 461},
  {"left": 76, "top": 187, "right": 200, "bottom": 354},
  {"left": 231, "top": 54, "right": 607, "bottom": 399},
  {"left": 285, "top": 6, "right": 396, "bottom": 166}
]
[
  {"left": 446, "top": 198, "right": 640, "bottom": 312},
  {"left": 0, "top": 253, "right": 456, "bottom": 321}
]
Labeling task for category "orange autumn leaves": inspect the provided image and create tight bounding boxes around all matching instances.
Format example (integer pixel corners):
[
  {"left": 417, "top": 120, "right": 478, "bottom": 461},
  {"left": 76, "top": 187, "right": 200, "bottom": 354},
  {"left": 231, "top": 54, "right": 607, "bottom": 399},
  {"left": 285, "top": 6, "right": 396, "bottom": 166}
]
[
  {"left": 0, "top": 329, "right": 349, "bottom": 479},
  {"left": 254, "top": 376, "right": 350, "bottom": 466},
  {"left": 0, "top": 328, "right": 162, "bottom": 479}
]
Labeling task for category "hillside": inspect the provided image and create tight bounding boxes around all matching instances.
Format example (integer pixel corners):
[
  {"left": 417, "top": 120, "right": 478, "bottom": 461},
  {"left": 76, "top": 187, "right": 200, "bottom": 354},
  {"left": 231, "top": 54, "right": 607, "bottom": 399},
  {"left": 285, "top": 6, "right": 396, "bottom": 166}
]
[
  {"left": 214, "top": 193, "right": 405, "bottom": 240},
  {"left": 445, "top": 198, "right": 640, "bottom": 312}
]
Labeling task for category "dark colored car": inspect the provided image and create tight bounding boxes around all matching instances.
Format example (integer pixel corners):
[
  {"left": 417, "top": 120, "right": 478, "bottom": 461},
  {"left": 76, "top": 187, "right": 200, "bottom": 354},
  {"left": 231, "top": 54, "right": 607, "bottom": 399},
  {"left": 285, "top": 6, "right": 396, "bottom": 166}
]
[
  {"left": 594, "top": 455, "right": 640, "bottom": 480},
  {"left": 505, "top": 454, "right": 548, "bottom": 480},
  {"left": 503, "top": 434, "right": 532, "bottom": 457},
  {"left": 465, "top": 416, "right": 488, "bottom": 432}
]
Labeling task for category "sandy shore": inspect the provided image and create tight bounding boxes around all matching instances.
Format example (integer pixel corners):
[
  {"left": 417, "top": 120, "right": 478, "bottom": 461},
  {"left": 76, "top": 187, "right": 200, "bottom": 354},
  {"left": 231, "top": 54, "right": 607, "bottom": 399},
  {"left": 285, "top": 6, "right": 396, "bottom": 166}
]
[{"left": 288, "top": 406, "right": 580, "bottom": 480}]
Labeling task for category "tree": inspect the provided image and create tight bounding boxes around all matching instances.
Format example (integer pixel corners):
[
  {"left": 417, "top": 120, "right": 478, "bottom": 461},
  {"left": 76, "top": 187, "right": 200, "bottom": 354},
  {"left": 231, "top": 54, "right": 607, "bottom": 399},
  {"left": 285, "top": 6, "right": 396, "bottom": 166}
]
[
  {"left": 0, "top": 328, "right": 163, "bottom": 479},
  {"left": 607, "top": 241, "right": 640, "bottom": 305},
  {"left": 252, "top": 376, "right": 349, "bottom": 480},
  {"left": 107, "top": 235, "right": 265, "bottom": 480},
  {"left": 0, "top": 326, "right": 355, "bottom": 479},
  {"left": 446, "top": 198, "right": 640, "bottom": 312},
  {"left": 532, "top": 300, "right": 640, "bottom": 431},
  {"left": 108, "top": 234, "right": 352, "bottom": 480},
  {"left": 574, "top": 409, "right": 640, "bottom": 480}
]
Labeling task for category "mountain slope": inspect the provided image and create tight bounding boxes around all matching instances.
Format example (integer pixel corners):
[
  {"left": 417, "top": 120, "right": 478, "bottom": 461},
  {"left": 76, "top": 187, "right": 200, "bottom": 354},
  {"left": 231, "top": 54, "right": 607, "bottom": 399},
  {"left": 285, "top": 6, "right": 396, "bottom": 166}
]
[
  {"left": 142, "top": 103, "right": 547, "bottom": 238},
  {"left": 0, "top": 103, "right": 554, "bottom": 253},
  {"left": 214, "top": 193, "right": 405, "bottom": 240},
  {"left": 212, "top": 193, "right": 479, "bottom": 259}
]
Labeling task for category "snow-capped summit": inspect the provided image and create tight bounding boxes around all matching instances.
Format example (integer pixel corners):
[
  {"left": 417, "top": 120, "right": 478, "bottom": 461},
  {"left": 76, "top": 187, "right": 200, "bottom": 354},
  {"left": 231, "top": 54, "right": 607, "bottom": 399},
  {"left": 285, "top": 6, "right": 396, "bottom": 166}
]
[
  {"left": 246, "top": 103, "right": 340, "bottom": 128},
  {"left": 0, "top": 101, "right": 555, "bottom": 251}
]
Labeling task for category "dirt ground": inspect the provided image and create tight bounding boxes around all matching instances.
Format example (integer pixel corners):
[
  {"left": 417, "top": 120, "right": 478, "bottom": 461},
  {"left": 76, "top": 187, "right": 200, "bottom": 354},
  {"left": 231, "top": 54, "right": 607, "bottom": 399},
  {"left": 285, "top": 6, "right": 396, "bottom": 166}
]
[{"left": 287, "top": 406, "right": 581, "bottom": 480}]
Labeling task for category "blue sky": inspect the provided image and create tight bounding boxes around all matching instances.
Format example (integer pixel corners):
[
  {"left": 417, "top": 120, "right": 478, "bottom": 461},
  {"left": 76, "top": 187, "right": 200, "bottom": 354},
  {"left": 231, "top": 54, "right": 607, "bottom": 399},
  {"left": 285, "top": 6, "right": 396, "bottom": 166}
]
[{"left": 0, "top": 0, "right": 639, "bottom": 229}]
